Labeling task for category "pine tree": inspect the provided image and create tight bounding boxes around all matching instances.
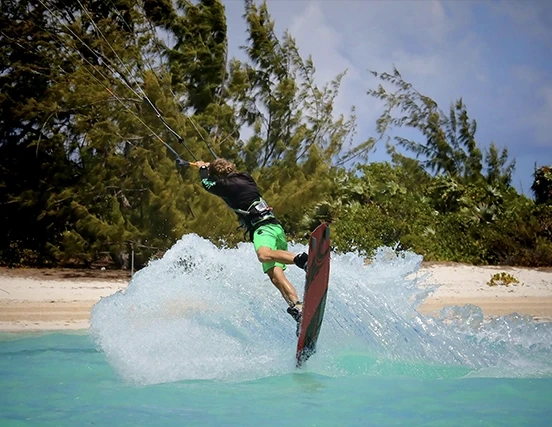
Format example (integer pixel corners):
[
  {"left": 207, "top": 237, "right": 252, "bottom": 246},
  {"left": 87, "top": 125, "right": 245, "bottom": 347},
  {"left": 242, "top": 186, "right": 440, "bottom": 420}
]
[
  {"left": 0, "top": 0, "right": 213, "bottom": 266},
  {"left": 368, "top": 67, "right": 514, "bottom": 187},
  {"left": 0, "top": 0, "right": 73, "bottom": 265}
]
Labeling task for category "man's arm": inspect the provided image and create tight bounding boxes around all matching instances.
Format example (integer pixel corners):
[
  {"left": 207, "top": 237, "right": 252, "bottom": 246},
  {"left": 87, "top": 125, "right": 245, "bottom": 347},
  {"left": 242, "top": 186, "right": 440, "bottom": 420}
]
[{"left": 196, "top": 161, "right": 220, "bottom": 195}]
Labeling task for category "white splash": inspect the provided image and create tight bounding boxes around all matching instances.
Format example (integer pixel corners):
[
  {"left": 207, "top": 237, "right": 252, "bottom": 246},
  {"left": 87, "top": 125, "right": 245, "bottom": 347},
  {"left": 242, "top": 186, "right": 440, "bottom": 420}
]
[{"left": 89, "top": 234, "right": 552, "bottom": 385}]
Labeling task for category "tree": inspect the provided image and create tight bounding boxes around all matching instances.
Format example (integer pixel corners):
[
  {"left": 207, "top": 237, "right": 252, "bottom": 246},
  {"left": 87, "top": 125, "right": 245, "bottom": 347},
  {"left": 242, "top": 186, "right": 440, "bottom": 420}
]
[
  {"left": 0, "top": 0, "right": 72, "bottom": 265},
  {"left": 531, "top": 166, "right": 552, "bottom": 205},
  {"left": 0, "top": 0, "right": 210, "bottom": 266},
  {"left": 367, "top": 68, "right": 515, "bottom": 187},
  {"left": 153, "top": 0, "right": 228, "bottom": 115},
  {"left": 227, "top": 0, "right": 359, "bottom": 171}
]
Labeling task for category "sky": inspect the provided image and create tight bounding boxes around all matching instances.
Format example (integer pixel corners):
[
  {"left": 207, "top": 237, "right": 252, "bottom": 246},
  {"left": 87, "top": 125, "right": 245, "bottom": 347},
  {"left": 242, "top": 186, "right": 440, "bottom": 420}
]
[{"left": 221, "top": 0, "right": 551, "bottom": 196}]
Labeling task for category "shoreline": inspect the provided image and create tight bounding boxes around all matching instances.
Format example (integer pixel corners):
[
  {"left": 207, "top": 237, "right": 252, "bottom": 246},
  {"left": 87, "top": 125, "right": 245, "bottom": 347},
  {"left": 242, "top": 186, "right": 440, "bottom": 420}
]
[
  {"left": 0, "top": 263, "right": 551, "bottom": 332},
  {"left": 0, "top": 267, "right": 129, "bottom": 332},
  {"left": 415, "top": 264, "right": 552, "bottom": 322}
]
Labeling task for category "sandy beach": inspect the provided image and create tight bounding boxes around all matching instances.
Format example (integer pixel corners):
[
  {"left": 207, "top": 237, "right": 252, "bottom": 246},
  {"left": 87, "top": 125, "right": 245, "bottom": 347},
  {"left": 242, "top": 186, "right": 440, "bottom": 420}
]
[
  {"left": 0, "top": 268, "right": 130, "bottom": 332},
  {"left": 415, "top": 263, "right": 552, "bottom": 322},
  {"left": 0, "top": 264, "right": 551, "bottom": 331}
]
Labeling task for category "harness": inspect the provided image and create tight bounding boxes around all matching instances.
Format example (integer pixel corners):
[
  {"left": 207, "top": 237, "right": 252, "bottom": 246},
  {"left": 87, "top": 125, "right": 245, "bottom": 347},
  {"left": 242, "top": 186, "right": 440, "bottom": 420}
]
[{"left": 232, "top": 198, "right": 278, "bottom": 239}]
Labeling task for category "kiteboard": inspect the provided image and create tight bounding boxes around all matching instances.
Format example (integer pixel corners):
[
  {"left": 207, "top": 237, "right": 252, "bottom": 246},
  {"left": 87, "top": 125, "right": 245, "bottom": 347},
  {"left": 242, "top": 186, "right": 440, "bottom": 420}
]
[{"left": 296, "top": 222, "right": 331, "bottom": 367}]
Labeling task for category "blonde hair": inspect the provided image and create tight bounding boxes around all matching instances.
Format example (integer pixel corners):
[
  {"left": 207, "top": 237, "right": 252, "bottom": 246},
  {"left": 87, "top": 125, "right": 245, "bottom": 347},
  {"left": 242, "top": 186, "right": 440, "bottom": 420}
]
[{"left": 209, "top": 158, "right": 237, "bottom": 179}]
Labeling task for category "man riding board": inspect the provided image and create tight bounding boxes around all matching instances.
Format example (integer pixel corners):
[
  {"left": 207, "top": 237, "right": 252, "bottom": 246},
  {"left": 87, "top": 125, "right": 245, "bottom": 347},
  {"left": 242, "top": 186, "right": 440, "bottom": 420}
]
[{"left": 182, "top": 158, "right": 307, "bottom": 330}]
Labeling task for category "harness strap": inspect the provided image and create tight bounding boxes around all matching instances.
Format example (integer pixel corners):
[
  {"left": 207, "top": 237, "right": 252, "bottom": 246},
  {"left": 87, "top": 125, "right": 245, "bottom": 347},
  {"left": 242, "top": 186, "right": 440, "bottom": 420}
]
[
  {"left": 232, "top": 198, "right": 277, "bottom": 240},
  {"left": 233, "top": 198, "right": 273, "bottom": 220}
]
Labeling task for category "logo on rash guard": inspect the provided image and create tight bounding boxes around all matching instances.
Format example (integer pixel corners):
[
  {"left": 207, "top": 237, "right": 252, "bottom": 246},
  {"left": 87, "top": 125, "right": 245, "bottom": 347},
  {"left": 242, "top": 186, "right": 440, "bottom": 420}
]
[{"left": 202, "top": 179, "right": 216, "bottom": 189}]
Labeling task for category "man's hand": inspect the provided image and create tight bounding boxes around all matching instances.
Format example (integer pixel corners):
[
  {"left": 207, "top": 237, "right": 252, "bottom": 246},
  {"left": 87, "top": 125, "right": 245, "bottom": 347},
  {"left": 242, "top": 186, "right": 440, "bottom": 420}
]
[{"left": 195, "top": 161, "right": 210, "bottom": 168}]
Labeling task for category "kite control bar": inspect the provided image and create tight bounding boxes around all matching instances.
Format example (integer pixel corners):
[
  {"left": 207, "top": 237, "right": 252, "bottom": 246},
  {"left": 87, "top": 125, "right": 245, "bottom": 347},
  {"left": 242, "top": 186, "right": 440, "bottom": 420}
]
[{"left": 176, "top": 158, "right": 200, "bottom": 168}]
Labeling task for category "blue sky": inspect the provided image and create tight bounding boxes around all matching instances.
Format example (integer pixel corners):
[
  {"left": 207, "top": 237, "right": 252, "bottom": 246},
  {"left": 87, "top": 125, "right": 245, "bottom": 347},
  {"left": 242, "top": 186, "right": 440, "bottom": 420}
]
[{"left": 222, "top": 0, "right": 551, "bottom": 196}]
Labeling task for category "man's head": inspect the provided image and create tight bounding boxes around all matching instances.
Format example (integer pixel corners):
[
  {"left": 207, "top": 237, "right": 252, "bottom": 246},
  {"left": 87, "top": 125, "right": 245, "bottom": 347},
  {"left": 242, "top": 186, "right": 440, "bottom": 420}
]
[{"left": 209, "top": 158, "right": 237, "bottom": 179}]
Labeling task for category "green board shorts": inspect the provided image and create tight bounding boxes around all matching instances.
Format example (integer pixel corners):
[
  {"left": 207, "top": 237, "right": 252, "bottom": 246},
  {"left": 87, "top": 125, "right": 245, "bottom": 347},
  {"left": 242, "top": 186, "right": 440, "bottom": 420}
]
[{"left": 253, "top": 223, "right": 288, "bottom": 273}]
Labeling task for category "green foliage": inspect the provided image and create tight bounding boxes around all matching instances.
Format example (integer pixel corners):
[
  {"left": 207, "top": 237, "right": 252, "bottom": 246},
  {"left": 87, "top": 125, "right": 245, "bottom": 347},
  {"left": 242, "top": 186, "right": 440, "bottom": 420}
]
[
  {"left": 302, "top": 163, "right": 435, "bottom": 257},
  {"left": 483, "top": 201, "right": 552, "bottom": 266},
  {"left": 487, "top": 272, "right": 519, "bottom": 287},
  {"left": 0, "top": 0, "right": 199, "bottom": 267},
  {"left": 1, "top": 2, "right": 549, "bottom": 271},
  {"left": 166, "top": 0, "right": 228, "bottom": 114},
  {"left": 532, "top": 166, "right": 552, "bottom": 205}
]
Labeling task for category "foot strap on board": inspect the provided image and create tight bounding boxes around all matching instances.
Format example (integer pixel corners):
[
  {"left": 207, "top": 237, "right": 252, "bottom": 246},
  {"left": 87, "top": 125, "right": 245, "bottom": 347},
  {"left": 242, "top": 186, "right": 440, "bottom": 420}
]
[
  {"left": 287, "top": 302, "right": 303, "bottom": 337},
  {"left": 287, "top": 301, "right": 302, "bottom": 322}
]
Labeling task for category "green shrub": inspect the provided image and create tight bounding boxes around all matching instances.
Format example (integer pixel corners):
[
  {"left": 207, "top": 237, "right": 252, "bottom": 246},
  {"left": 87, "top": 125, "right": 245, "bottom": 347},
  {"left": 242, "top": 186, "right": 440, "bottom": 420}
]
[{"left": 487, "top": 272, "right": 520, "bottom": 287}]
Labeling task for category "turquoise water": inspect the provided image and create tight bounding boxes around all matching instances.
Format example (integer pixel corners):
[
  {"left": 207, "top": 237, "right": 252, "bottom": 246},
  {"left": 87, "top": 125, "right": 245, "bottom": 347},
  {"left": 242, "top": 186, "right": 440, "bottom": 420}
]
[{"left": 2, "top": 235, "right": 552, "bottom": 426}]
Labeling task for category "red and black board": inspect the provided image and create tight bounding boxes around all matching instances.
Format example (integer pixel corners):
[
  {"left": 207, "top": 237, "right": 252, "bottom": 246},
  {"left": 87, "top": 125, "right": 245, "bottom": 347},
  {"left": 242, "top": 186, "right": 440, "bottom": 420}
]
[{"left": 296, "top": 222, "right": 331, "bottom": 367}]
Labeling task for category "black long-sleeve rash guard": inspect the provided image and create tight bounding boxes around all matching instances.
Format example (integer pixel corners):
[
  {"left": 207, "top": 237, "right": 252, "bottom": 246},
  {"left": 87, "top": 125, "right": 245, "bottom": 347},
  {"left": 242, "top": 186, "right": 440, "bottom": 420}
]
[
  {"left": 199, "top": 166, "right": 261, "bottom": 211},
  {"left": 199, "top": 166, "right": 278, "bottom": 234}
]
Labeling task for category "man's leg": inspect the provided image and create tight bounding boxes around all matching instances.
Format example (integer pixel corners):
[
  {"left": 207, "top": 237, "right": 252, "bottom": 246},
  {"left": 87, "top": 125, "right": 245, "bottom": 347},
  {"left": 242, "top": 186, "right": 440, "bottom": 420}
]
[
  {"left": 256, "top": 247, "right": 308, "bottom": 270},
  {"left": 256, "top": 247, "right": 295, "bottom": 265},
  {"left": 267, "top": 266, "right": 303, "bottom": 335},
  {"left": 266, "top": 266, "right": 300, "bottom": 307},
  {"left": 253, "top": 224, "right": 304, "bottom": 325}
]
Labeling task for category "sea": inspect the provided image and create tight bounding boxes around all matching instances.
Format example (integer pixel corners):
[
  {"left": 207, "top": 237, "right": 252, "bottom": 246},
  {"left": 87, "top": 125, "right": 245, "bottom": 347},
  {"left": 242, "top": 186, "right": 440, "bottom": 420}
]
[{"left": 1, "top": 234, "right": 551, "bottom": 426}]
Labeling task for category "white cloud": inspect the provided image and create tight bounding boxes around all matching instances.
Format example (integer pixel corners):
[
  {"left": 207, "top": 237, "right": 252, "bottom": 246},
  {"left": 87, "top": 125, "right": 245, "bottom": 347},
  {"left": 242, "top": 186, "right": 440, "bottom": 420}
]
[
  {"left": 226, "top": 0, "right": 487, "bottom": 125},
  {"left": 269, "top": 0, "right": 488, "bottom": 131},
  {"left": 223, "top": 0, "right": 551, "bottom": 191},
  {"left": 288, "top": 2, "right": 357, "bottom": 82},
  {"left": 287, "top": 2, "right": 362, "bottom": 118},
  {"left": 506, "top": 65, "right": 552, "bottom": 148},
  {"left": 491, "top": 0, "right": 552, "bottom": 43}
]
